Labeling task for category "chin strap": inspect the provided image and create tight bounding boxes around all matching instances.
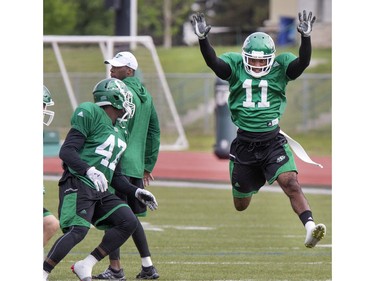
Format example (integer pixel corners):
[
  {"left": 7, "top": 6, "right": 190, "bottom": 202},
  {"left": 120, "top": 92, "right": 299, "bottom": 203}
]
[{"left": 280, "top": 130, "right": 323, "bottom": 168}]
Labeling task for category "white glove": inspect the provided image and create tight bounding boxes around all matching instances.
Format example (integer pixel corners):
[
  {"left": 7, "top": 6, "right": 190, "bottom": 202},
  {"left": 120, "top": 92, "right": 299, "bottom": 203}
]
[
  {"left": 86, "top": 167, "right": 108, "bottom": 192},
  {"left": 297, "top": 10, "right": 316, "bottom": 37},
  {"left": 135, "top": 188, "right": 158, "bottom": 211},
  {"left": 190, "top": 13, "right": 211, "bottom": 39}
]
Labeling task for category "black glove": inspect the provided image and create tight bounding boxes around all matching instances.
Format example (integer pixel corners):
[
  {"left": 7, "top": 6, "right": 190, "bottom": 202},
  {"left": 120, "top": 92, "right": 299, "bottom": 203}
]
[
  {"left": 297, "top": 10, "right": 316, "bottom": 37},
  {"left": 191, "top": 13, "right": 211, "bottom": 40}
]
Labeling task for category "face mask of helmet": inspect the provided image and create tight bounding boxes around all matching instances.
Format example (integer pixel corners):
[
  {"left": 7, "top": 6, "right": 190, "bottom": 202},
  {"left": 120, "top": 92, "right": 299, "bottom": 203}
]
[
  {"left": 242, "top": 32, "right": 276, "bottom": 78},
  {"left": 43, "top": 106, "right": 55, "bottom": 126},
  {"left": 116, "top": 80, "right": 135, "bottom": 128},
  {"left": 43, "top": 86, "right": 55, "bottom": 126}
]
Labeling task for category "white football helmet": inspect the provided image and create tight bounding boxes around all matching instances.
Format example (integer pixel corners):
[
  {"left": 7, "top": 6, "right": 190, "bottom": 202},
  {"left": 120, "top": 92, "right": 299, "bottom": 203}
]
[{"left": 242, "top": 32, "right": 276, "bottom": 78}]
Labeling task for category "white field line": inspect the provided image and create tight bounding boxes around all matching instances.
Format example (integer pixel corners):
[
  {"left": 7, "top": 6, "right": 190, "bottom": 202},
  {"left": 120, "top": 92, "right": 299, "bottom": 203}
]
[{"left": 163, "top": 261, "right": 330, "bottom": 265}]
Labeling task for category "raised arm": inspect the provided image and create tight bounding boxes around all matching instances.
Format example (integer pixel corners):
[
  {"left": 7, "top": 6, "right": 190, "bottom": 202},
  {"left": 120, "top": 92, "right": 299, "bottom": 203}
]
[
  {"left": 287, "top": 10, "right": 316, "bottom": 79},
  {"left": 191, "top": 13, "right": 232, "bottom": 80}
]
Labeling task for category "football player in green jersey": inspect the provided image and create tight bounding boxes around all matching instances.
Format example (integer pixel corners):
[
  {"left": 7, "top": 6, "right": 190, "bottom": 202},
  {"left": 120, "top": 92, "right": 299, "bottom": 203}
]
[
  {"left": 93, "top": 52, "right": 160, "bottom": 280},
  {"left": 43, "top": 78, "right": 158, "bottom": 281},
  {"left": 191, "top": 10, "right": 326, "bottom": 248},
  {"left": 43, "top": 85, "right": 60, "bottom": 247},
  {"left": 93, "top": 52, "right": 161, "bottom": 280}
]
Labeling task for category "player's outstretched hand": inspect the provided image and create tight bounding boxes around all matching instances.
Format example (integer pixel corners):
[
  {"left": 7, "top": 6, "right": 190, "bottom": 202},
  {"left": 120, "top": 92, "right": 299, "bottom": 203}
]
[
  {"left": 297, "top": 10, "right": 316, "bottom": 37},
  {"left": 191, "top": 13, "right": 211, "bottom": 39},
  {"left": 135, "top": 188, "right": 158, "bottom": 211},
  {"left": 86, "top": 167, "right": 108, "bottom": 192}
]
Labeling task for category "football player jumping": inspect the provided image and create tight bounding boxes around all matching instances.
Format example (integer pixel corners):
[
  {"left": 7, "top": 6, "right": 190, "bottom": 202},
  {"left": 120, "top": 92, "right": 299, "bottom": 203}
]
[{"left": 191, "top": 10, "right": 326, "bottom": 248}]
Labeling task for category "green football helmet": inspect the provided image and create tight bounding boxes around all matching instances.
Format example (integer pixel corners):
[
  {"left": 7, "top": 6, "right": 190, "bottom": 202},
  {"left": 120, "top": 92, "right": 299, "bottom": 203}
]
[
  {"left": 242, "top": 32, "right": 276, "bottom": 78},
  {"left": 92, "top": 78, "right": 135, "bottom": 127},
  {"left": 43, "top": 85, "right": 55, "bottom": 126}
]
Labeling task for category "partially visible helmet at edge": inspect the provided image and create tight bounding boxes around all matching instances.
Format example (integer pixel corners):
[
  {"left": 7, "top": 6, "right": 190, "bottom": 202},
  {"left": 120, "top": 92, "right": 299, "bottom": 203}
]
[{"left": 43, "top": 85, "right": 55, "bottom": 126}]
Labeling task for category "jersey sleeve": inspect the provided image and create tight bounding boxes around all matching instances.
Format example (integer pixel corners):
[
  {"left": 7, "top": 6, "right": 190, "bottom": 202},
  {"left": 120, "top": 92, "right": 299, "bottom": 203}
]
[
  {"left": 219, "top": 53, "right": 242, "bottom": 73},
  {"left": 275, "top": 53, "right": 298, "bottom": 80},
  {"left": 219, "top": 52, "right": 244, "bottom": 83}
]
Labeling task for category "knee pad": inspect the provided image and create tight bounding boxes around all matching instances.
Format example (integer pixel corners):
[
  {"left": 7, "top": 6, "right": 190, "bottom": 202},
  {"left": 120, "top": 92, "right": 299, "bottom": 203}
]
[
  {"left": 69, "top": 226, "right": 89, "bottom": 244},
  {"left": 117, "top": 215, "right": 138, "bottom": 235}
]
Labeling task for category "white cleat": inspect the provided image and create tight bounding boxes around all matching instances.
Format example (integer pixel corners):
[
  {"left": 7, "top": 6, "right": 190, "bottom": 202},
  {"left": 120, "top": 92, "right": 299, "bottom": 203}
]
[
  {"left": 304, "top": 223, "right": 326, "bottom": 248},
  {"left": 71, "top": 260, "right": 92, "bottom": 281}
]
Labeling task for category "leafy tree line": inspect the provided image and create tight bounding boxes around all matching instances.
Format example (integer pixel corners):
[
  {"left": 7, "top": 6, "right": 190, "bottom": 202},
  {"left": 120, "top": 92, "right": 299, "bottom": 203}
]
[{"left": 43, "top": 0, "right": 269, "bottom": 46}]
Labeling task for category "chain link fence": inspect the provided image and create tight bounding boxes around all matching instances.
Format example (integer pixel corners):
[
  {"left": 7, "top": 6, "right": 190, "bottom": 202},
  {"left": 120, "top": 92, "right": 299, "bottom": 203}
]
[{"left": 44, "top": 72, "right": 331, "bottom": 139}]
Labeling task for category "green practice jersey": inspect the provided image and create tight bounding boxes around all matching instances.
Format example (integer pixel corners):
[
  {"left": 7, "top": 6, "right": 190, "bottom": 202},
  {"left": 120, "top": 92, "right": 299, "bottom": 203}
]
[
  {"left": 69, "top": 102, "right": 128, "bottom": 189},
  {"left": 120, "top": 76, "right": 160, "bottom": 178},
  {"left": 220, "top": 52, "right": 297, "bottom": 132}
]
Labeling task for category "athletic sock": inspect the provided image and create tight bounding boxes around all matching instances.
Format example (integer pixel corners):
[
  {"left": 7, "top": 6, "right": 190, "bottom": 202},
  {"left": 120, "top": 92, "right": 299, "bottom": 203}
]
[
  {"left": 141, "top": 256, "right": 153, "bottom": 267},
  {"left": 43, "top": 270, "right": 49, "bottom": 280},
  {"left": 83, "top": 254, "right": 98, "bottom": 268}
]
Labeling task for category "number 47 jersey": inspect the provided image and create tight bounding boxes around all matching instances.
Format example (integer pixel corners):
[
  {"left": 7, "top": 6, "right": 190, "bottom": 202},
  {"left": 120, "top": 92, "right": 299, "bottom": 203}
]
[
  {"left": 220, "top": 52, "right": 297, "bottom": 133},
  {"left": 68, "top": 102, "right": 128, "bottom": 190}
]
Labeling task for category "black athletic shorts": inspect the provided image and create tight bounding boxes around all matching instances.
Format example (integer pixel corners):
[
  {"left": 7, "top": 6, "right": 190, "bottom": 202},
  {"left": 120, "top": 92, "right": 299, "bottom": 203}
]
[
  {"left": 58, "top": 171, "right": 133, "bottom": 231},
  {"left": 229, "top": 132, "right": 297, "bottom": 198}
]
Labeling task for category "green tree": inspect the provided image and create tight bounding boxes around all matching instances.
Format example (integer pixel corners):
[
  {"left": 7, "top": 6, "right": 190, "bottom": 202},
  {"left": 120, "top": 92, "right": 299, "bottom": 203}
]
[
  {"left": 74, "top": 0, "right": 115, "bottom": 35},
  {"left": 137, "top": 0, "right": 195, "bottom": 45},
  {"left": 44, "top": 0, "right": 77, "bottom": 34},
  {"left": 43, "top": 0, "right": 269, "bottom": 45},
  {"left": 43, "top": 0, "right": 114, "bottom": 35}
]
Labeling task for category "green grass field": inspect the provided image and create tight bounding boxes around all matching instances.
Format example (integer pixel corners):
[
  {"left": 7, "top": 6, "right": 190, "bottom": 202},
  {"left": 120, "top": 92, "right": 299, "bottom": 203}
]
[{"left": 44, "top": 180, "right": 332, "bottom": 281}]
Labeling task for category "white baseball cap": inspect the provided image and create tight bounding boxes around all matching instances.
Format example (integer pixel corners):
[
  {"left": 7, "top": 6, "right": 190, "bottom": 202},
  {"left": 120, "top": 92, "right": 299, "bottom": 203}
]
[{"left": 104, "top": 51, "right": 138, "bottom": 70}]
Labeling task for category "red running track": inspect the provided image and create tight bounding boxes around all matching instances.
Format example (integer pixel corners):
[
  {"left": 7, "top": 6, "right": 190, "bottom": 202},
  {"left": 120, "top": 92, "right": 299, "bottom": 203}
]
[{"left": 44, "top": 151, "right": 331, "bottom": 188}]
